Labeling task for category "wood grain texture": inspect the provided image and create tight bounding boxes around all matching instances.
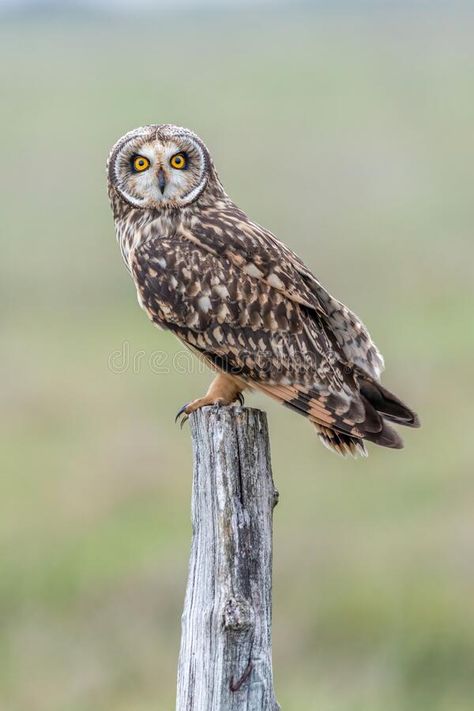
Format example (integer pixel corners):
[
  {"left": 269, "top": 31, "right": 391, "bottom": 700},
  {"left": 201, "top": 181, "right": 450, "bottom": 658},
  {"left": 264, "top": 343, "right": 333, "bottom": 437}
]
[{"left": 176, "top": 405, "right": 280, "bottom": 711}]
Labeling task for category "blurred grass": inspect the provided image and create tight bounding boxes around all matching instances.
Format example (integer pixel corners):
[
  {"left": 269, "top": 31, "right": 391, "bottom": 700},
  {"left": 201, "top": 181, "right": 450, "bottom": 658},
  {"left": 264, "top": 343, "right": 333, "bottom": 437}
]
[{"left": 1, "top": 5, "right": 474, "bottom": 710}]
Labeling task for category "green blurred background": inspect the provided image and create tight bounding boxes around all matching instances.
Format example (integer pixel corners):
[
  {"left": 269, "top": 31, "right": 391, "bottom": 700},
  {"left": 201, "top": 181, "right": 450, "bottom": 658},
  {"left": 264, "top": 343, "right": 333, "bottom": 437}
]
[{"left": 1, "top": 2, "right": 473, "bottom": 709}]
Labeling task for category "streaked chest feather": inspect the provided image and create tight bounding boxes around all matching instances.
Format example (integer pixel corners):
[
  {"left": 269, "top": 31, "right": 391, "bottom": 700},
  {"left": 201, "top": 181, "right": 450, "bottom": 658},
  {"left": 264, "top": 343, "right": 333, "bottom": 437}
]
[{"left": 115, "top": 211, "right": 178, "bottom": 272}]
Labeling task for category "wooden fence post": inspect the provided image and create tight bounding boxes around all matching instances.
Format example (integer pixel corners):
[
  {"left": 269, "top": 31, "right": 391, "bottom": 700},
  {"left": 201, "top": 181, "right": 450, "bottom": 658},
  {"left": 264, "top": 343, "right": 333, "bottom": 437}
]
[{"left": 176, "top": 405, "right": 280, "bottom": 711}]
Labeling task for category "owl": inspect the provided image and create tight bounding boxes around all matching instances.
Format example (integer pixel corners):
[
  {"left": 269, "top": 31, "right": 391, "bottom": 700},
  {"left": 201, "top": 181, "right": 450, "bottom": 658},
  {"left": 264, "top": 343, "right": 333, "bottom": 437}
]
[{"left": 107, "top": 124, "right": 419, "bottom": 456}]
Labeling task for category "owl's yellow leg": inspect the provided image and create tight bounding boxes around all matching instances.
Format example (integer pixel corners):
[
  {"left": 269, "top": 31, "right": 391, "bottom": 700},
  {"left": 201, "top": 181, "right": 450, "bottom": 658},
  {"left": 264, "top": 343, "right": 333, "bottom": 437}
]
[{"left": 175, "top": 373, "right": 245, "bottom": 426}]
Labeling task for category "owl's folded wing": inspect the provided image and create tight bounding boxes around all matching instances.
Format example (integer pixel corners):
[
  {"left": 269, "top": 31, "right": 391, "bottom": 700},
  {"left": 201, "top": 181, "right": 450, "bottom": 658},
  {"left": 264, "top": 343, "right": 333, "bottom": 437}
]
[
  {"left": 131, "top": 235, "right": 413, "bottom": 447},
  {"left": 131, "top": 235, "right": 339, "bottom": 387},
  {"left": 180, "top": 205, "right": 384, "bottom": 380}
]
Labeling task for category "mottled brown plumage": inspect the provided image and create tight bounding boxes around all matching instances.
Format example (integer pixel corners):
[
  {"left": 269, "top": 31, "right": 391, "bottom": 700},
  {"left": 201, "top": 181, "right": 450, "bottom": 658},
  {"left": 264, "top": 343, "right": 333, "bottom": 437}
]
[{"left": 107, "top": 124, "right": 419, "bottom": 456}]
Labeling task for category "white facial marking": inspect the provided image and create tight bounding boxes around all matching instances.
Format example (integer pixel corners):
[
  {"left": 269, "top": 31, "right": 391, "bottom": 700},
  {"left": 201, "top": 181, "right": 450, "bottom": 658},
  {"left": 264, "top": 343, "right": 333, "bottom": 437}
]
[{"left": 112, "top": 128, "right": 208, "bottom": 208}]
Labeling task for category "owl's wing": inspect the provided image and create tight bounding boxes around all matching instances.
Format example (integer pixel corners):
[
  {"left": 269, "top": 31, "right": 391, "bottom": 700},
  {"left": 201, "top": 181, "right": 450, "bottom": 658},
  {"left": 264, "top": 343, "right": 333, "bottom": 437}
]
[
  {"left": 131, "top": 235, "right": 414, "bottom": 450},
  {"left": 182, "top": 205, "right": 385, "bottom": 380}
]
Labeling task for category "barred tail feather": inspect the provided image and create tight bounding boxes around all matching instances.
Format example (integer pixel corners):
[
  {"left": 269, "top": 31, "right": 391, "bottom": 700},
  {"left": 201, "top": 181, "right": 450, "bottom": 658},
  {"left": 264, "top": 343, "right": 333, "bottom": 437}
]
[
  {"left": 254, "top": 379, "right": 419, "bottom": 456},
  {"left": 316, "top": 425, "right": 368, "bottom": 458}
]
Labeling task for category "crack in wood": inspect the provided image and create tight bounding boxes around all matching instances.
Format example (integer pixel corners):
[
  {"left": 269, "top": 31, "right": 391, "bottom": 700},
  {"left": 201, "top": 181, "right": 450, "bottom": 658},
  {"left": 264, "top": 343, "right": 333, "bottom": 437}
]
[{"left": 229, "top": 660, "right": 253, "bottom": 692}]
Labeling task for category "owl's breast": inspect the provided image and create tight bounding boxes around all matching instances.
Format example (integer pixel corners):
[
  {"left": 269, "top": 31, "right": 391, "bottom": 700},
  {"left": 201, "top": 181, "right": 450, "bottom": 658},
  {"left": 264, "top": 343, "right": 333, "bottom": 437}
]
[
  {"left": 119, "top": 214, "right": 178, "bottom": 330},
  {"left": 115, "top": 212, "right": 166, "bottom": 273},
  {"left": 115, "top": 222, "right": 134, "bottom": 272}
]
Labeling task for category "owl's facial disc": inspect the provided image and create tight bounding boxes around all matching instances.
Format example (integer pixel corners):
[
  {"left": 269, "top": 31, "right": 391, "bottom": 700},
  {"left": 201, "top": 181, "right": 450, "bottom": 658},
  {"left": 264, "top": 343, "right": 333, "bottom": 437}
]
[{"left": 110, "top": 126, "right": 210, "bottom": 209}]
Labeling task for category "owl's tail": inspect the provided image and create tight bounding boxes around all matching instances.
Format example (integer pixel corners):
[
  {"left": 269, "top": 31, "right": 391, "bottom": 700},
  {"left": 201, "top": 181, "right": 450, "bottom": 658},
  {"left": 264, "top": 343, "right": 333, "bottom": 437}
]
[
  {"left": 254, "top": 377, "right": 419, "bottom": 457},
  {"left": 315, "top": 425, "right": 369, "bottom": 457}
]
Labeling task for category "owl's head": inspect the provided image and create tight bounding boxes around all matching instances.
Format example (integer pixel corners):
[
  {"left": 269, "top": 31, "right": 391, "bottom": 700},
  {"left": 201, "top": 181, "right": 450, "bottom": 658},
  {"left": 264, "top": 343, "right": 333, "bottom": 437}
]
[{"left": 107, "top": 124, "right": 220, "bottom": 211}]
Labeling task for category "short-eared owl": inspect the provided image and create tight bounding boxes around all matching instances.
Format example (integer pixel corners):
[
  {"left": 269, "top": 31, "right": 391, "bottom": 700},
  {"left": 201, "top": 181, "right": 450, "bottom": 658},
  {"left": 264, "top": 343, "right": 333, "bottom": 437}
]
[{"left": 107, "top": 124, "right": 419, "bottom": 456}]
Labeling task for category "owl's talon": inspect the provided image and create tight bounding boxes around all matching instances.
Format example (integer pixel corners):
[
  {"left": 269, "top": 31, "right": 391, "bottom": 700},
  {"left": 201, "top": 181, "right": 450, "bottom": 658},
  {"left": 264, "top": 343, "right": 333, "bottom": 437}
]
[
  {"left": 174, "top": 376, "right": 245, "bottom": 428},
  {"left": 175, "top": 403, "right": 189, "bottom": 425}
]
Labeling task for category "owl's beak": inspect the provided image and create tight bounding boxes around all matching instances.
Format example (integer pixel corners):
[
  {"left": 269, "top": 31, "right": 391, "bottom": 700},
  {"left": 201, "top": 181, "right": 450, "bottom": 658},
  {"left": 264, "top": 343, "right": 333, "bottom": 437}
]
[{"left": 157, "top": 168, "right": 167, "bottom": 195}]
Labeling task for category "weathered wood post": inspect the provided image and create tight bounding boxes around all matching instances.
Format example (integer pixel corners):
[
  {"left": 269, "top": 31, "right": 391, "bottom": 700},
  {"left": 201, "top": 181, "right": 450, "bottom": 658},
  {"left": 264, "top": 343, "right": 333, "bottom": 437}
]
[{"left": 176, "top": 405, "right": 280, "bottom": 711}]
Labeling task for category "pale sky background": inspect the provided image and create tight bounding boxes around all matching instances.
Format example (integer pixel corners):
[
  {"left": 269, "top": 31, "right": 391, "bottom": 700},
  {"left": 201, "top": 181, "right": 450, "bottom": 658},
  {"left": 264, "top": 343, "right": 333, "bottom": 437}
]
[
  {"left": 0, "top": 0, "right": 465, "bottom": 10},
  {"left": 0, "top": 0, "right": 277, "bottom": 8}
]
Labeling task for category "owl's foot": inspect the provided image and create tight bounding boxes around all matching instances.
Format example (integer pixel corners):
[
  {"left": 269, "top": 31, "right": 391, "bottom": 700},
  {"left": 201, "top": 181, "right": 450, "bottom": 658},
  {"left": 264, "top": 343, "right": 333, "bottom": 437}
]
[{"left": 175, "top": 374, "right": 245, "bottom": 428}]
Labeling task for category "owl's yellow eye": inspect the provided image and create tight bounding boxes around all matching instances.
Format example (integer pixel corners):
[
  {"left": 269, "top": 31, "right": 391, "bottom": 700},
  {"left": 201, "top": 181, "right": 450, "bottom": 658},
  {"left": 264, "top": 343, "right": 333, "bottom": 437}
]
[
  {"left": 132, "top": 155, "right": 150, "bottom": 173},
  {"left": 170, "top": 152, "right": 187, "bottom": 170}
]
